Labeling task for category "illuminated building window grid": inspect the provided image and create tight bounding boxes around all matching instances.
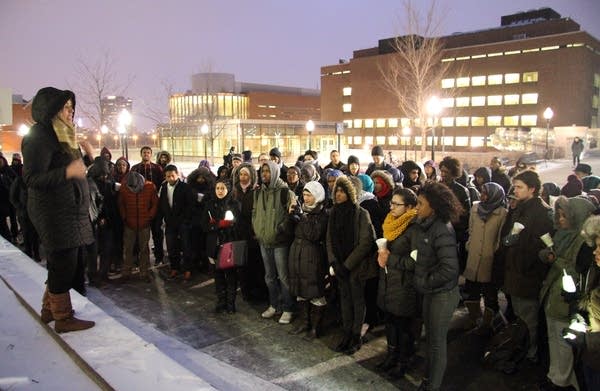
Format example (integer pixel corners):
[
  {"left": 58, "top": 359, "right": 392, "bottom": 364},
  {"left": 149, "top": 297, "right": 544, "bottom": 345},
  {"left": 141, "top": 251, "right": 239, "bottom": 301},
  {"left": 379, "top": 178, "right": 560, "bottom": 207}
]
[{"left": 442, "top": 72, "right": 538, "bottom": 89}]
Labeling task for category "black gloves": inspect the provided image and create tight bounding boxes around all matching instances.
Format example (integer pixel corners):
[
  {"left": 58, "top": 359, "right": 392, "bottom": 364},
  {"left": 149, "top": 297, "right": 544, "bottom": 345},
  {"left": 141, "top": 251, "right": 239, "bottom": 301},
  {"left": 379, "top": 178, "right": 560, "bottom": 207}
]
[{"left": 334, "top": 262, "right": 350, "bottom": 279}]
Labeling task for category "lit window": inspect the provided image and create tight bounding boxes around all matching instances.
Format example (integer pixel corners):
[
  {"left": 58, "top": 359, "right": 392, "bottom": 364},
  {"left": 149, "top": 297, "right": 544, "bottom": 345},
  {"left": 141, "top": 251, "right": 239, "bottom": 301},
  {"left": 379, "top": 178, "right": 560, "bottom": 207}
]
[
  {"left": 488, "top": 52, "right": 503, "bottom": 57},
  {"left": 471, "top": 54, "right": 486, "bottom": 59},
  {"left": 441, "top": 98, "right": 454, "bottom": 108},
  {"left": 400, "top": 118, "right": 411, "bottom": 127},
  {"left": 365, "top": 119, "right": 374, "bottom": 128},
  {"left": 455, "top": 137, "right": 469, "bottom": 146},
  {"left": 472, "top": 76, "right": 486, "bottom": 86},
  {"left": 503, "top": 116, "right": 519, "bottom": 126},
  {"left": 487, "top": 116, "right": 502, "bottom": 126},
  {"left": 442, "top": 78, "right": 455, "bottom": 88},
  {"left": 471, "top": 96, "right": 485, "bottom": 106},
  {"left": 505, "top": 50, "right": 521, "bottom": 55},
  {"left": 388, "top": 118, "right": 399, "bottom": 127},
  {"left": 268, "top": 105, "right": 277, "bottom": 108},
  {"left": 488, "top": 74, "right": 503, "bottom": 85},
  {"left": 342, "top": 70, "right": 351, "bottom": 74},
  {"left": 522, "top": 48, "right": 540, "bottom": 53},
  {"left": 376, "top": 136, "right": 386, "bottom": 145},
  {"left": 343, "top": 87, "right": 352, "bottom": 96},
  {"left": 521, "top": 115, "right": 537, "bottom": 126},
  {"left": 441, "top": 58, "right": 455, "bottom": 63},
  {"left": 342, "top": 103, "right": 352, "bottom": 113},
  {"left": 593, "top": 95, "right": 599, "bottom": 109},
  {"left": 441, "top": 137, "right": 453, "bottom": 146},
  {"left": 523, "top": 72, "right": 538, "bottom": 82},
  {"left": 388, "top": 136, "right": 398, "bottom": 145},
  {"left": 344, "top": 120, "right": 352, "bottom": 129},
  {"left": 456, "top": 97, "right": 470, "bottom": 107},
  {"left": 541, "top": 46, "right": 559, "bottom": 51},
  {"left": 504, "top": 95, "right": 519, "bottom": 105},
  {"left": 456, "top": 77, "right": 470, "bottom": 87},
  {"left": 594, "top": 73, "right": 600, "bottom": 88},
  {"left": 353, "top": 119, "right": 362, "bottom": 128},
  {"left": 346, "top": 136, "right": 353, "bottom": 145},
  {"left": 522, "top": 93, "right": 538, "bottom": 104},
  {"left": 414, "top": 136, "right": 423, "bottom": 146},
  {"left": 365, "top": 136, "right": 374, "bottom": 146},
  {"left": 354, "top": 136, "right": 362, "bottom": 145},
  {"left": 487, "top": 95, "right": 502, "bottom": 105},
  {"left": 471, "top": 137, "right": 485, "bottom": 147},
  {"left": 471, "top": 117, "right": 485, "bottom": 126},
  {"left": 505, "top": 73, "right": 520, "bottom": 84},
  {"left": 441, "top": 117, "right": 454, "bottom": 127},
  {"left": 456, "top": 56, "right": 470, "bottom": 61},
  {"left": 456, "top": 117, "right": 469, "bottom": 127},
  {"left": 376, "top": 118, "right": 386, "bottom": 128}
]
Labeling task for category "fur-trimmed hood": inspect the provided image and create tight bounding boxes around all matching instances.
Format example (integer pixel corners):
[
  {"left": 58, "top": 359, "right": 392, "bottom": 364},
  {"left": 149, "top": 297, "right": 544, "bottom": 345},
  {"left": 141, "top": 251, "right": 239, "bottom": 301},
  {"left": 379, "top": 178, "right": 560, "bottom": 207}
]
[
  {"left": 370, "top": 170, "right": 395, "bottom": 191},
  {"left": 334, "top": 175, "right": 357, "bottom": 204},
  {"left": 232, "top": 162, "right": 257, "bottom": 190}
]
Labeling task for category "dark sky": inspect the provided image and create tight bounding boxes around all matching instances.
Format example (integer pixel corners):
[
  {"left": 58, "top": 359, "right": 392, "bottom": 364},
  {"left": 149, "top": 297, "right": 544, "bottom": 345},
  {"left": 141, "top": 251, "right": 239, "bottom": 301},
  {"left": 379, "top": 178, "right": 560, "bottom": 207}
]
[{"left": 1, "top": 0, "right": 599, "bottom": 131}]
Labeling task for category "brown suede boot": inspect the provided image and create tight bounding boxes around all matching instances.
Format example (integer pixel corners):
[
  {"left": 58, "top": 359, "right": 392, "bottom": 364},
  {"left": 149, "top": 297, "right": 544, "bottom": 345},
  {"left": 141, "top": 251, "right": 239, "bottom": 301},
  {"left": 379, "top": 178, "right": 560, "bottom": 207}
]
[
  {"left": 41, "top": 287, "right": 53, "bottom": 324},
  {"left": 50, "top": 292, "right": 95, "bottom": 333}
]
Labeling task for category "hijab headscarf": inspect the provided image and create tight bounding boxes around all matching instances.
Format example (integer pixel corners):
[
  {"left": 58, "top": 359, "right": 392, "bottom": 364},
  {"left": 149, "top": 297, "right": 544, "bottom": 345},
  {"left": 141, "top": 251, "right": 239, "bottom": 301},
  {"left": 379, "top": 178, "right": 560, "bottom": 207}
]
[{"left": 476, "top": 182, "right": 506, "bottom": 221}]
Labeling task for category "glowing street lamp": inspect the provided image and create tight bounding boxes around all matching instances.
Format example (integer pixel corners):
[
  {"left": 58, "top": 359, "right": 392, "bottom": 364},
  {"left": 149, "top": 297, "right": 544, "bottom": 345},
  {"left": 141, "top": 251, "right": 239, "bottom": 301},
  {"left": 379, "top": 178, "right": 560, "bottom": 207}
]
[
  {"left": 201, "top": 123, "right": 209, "bottom": 160},
  {"left": 306, "top": 119, "right": 315, "bottom": 150},
  {"left": 18, "top": 124, "right": 30, "bottom": 137},
  {"left": 95, "top": 134, "right": 102, "bottom": 148},
  {"left": 118, "top": 109, "right": 132, "bottom": 160},
  {"left": 151, "top": 133, "right": 157, "bottom": 147},
  {"left": 100, "top": 124, "right": 109, "bottom": 134},
  {"left": 427, "top": 96, "right": 442, "bottom": 161},
  {"left": 543, "top": 107, "right": 554, "bottom": 164}
]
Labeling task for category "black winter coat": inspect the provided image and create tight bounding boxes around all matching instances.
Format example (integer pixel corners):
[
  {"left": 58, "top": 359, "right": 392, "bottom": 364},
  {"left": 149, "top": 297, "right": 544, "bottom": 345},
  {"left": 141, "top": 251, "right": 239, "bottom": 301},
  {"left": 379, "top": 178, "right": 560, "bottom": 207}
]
[
  {"left": 158, "top": 180, "right": 195, "bottom": 232},
  {"left": 377, "top": 222, "right": 420, "bottom": 317},
  {"left": 288, "top": 204, "right": 329, "bottom": 299},
  {"left": 201, "top": 195, "right": 241, "bottom": 259},
  {"left": 414, "top": 215, "right": 459, "bottom": 294},
  {"left": 22, "top": 125, "right": 94, "bottom": 252}
]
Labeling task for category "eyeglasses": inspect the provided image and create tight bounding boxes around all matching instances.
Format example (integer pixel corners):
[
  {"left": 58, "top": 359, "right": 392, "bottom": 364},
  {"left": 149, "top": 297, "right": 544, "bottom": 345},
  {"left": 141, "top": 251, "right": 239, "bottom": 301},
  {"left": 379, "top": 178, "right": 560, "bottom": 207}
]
[{"left": 390, "top": 201, "right": 405, "bottom": 207}]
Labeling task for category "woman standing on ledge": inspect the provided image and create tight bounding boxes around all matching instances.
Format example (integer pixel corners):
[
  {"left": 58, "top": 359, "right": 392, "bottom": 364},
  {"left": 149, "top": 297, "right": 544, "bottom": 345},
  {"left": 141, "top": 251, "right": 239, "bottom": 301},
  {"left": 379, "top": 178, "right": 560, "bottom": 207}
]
[{"left": 22, "top": 87, "right": 95, "bottom": 333}]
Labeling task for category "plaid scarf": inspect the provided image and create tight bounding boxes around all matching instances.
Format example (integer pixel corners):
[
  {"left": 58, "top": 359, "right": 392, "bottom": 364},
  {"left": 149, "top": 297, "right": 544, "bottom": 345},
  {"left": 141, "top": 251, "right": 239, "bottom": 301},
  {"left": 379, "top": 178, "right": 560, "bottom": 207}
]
[
  {"left": 52, "top": 117, "right": 78, "bottom": 149},
  {"left": 382, "top": 209, "right": 417, "bottom": 241}
]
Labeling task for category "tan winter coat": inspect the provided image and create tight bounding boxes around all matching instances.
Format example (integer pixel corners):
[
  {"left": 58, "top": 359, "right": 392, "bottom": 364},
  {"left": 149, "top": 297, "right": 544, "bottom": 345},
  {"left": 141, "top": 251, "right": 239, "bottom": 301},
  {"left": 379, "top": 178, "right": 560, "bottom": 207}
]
[{"left": 464, "top": 204, "right": 507, "bottom": 282}]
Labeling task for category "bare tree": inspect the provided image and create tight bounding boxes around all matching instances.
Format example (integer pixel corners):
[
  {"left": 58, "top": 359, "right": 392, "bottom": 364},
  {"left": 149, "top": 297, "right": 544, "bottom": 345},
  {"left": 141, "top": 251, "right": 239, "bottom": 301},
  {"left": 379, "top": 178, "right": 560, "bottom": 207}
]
[
  {"left": 380, "top": 0, "right": 452, "bottom": 159},
  {"left": 69, "top": 50, "right": 134, "bottom": 131}
]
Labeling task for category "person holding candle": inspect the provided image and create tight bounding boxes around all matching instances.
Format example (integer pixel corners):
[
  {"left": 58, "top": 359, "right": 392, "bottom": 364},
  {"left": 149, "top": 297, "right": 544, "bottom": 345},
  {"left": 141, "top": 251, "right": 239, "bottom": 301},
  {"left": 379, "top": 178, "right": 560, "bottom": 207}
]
[
  {"left": 375, "top": 188, "right": 420, "bottom": 377},
  {"left": 538, "top": 196, "right": 595, "bottom": 391}
]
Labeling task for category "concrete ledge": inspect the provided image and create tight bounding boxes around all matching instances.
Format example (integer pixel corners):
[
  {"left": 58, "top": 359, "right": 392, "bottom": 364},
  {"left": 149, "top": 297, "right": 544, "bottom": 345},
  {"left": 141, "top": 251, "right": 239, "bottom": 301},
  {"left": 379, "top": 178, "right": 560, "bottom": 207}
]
[{"left": 0, "top": 238, "right": 283, "bottom": 391}]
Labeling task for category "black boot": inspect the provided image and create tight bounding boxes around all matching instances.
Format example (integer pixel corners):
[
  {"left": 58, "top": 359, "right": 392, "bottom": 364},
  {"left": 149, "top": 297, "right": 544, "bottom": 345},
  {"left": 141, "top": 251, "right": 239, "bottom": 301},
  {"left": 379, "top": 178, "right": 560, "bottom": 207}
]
[
  {"left": 304, "top": 304, "right": 325, "bottom": 341},
  {"left": 344, "top": 334, "right": 362, "bottom": 355},
  {"left": 377, "top": 323, "right": 399, "bottom": 370},
  {"left": 290, "top": 300, "right": 311, "bottom": 335},
  {"left": 226, "top": 272, "right": 237, "bottom": 314},
  {"left": 334, "top": 331, "right": 352, "bottom": 352},
  {"left": 214, "top": 278, "right": 227, "bottom": 314}
]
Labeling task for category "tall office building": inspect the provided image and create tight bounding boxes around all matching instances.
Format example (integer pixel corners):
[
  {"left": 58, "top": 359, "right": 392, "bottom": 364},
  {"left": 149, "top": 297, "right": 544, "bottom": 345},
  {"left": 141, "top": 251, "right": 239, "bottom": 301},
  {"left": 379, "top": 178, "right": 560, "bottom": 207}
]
[{"left": 321, "top": 8, "right": 600, "bottom": 155}]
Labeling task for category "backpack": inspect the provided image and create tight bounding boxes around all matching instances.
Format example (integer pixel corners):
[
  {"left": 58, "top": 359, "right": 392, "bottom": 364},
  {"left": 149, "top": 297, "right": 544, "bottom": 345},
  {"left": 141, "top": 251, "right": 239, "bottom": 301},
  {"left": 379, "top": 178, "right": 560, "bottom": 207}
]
[{"left": 482, "top": 315, "right": 530, "bottom": 374}]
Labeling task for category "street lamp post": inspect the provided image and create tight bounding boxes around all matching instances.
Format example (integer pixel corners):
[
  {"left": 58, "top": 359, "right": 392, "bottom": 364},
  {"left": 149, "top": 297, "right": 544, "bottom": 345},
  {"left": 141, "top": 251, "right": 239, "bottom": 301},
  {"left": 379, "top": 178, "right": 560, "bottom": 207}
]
[
  {"left": 118, "top": 109, "right": 132, "bottom": 160},
  {"left": 427, "top": 96, "right": 442, "bottom": 161},
  {"left": 543, "top": 107, "right": 554, "bottom": 165},
  {"left": 402, "top": 126, "right": 411, "bottom": 162},
  {"left": 306, "top": 120, "right": 315, "bottom": 150},
  {"left": 201, "top": 123, "right": 209, "bottom": 160}
]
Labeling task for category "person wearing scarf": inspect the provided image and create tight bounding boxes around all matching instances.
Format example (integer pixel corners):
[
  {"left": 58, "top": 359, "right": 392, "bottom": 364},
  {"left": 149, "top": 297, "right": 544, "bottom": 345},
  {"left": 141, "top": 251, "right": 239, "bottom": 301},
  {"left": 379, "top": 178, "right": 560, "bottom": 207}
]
[
  {"left": 539, "top": 196, "right": 595, "bottom": 391},
  {"left": 464, "top": 182, "right": 508, "bottom": 331},
  {"left": 376, "top": 188, "right": 420, "bottom": 377},
  {"left": 327, "top": 176, "right": 377, "bottom": 355},
  {"left": 288, "top": 181, "right": 329, "bottom": 340},
  {"left": 371, "top": 170, "right": 395, "bottom": 213},
  {"left": 22, "top": 87, "right": 95, "bottom": 333}
]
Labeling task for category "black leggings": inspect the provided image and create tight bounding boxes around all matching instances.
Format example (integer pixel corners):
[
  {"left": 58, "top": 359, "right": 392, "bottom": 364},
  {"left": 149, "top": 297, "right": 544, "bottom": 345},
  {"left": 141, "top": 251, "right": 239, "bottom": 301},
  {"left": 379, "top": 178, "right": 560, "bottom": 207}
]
[{"left": 47, "top": 246, "right": 85, "bottom": 294}]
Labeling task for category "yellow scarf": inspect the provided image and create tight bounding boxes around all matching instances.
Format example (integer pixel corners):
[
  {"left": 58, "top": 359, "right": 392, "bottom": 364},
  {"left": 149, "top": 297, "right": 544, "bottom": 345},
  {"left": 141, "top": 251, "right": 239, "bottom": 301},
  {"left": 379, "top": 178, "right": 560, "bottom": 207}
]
[
  {"left": 382, "top": 209, "right": 417, "bottom": 242},
  {"left": 52, "top": 117, "right": 78, "bottom": 149}
]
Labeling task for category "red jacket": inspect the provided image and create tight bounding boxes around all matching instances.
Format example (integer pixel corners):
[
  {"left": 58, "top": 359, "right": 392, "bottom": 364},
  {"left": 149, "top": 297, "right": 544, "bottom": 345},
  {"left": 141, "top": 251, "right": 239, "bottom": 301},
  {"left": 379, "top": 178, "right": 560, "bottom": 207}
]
[{"left": 118, "top": 181, "right": 158, "bottom": 230}]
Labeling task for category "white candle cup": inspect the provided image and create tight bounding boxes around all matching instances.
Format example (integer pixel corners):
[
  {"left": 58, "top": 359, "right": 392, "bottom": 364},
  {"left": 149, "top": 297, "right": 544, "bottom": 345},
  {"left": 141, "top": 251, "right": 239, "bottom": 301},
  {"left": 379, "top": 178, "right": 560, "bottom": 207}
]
[
  {"left": 562, "top": 269, "right": 576, "bottom": 293},
  {"left": 375, "top": 238, "right": 388, "bottom": 251},
  {"left": 224, "top": 210, "right": 234, "bottom": 221},
  {"left": 511, "top": 222, "right": 525, "bottom": 235},
  {"left": 540, "top": 233, "right": 554, "bottom": 248},
  {"left": 410, "top": 250, "right": 418, "bottom": 261},
  {"left": 197, "top": 193, "right": 204, "bottom": 203},
  {"left": 114, "top": 182, "right": 121, "bottom": 191}
]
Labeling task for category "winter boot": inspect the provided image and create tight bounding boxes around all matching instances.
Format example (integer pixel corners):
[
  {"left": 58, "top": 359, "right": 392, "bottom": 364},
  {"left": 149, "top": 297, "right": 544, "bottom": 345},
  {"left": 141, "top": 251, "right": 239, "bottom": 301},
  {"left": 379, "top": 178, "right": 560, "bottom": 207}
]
[
  {"left": 304, "top": 304, "right": 325, "bottom": 341},
  {"left": 377, "top": 323, "right": 399, "bottom": 370},
  {"left": 41, "top": 286, "right": 74, "bottom": 323},
  {"left": 290, "top": 301, "right": 311, "bottom": 335},
  {"left": 334, "top": 331, "right": 353, "bottom": 352},
  {"left": 226, "top": 281, "right": 237, "bottom": 314},
  {"left": 344, "top": 334, "right": 363, "bottom": 355},
  {"left": 464, "top": 300, "right": 481, "bottom": 328},
  {"left": 50, "top": 292, "right": 95, "bottom": 333}
]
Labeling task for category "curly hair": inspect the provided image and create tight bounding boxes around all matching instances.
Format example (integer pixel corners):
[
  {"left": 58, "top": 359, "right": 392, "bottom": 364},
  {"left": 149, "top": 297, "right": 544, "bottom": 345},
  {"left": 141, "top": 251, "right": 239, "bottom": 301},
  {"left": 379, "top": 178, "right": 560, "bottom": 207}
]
[
  {"left": 419, "top": 182, "right": 463, "bottom": 223},
  {"left": 439, "top": 156, "right": 462, "bottom": 178},
  {"left": 393, "top": 187, "right": 417, "bottom": 207}
]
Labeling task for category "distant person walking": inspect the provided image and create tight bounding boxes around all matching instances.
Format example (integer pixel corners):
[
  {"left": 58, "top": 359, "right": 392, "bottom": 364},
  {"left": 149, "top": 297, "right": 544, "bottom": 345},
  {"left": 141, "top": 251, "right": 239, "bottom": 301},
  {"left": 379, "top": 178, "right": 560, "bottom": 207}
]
[{"left": 571, "top": 137, "right": 584, "bottom": 167}]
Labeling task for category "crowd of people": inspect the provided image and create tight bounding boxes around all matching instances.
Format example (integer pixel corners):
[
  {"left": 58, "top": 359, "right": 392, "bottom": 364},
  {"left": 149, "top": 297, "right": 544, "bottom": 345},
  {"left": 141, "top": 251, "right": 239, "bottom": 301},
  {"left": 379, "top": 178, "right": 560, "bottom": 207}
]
[{"left": 6, "top": 86, "right": 600, "bottom": 391}]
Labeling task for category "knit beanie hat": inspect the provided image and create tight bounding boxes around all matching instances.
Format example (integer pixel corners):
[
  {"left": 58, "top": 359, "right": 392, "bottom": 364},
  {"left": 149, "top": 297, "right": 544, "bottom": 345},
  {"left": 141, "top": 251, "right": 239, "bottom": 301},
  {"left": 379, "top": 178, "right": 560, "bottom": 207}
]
[
  {"left": 371, "top": 145, "right": 384, "bottom": 157},
  {"left": 303, "top": 181, "right": 325, "bottom": 204},
  {"left": 269, "top": 147, "right": 282, "bottom": 159},
  {"left": 357, "top": 174, "right": 374, "bottom": 193},
  {"left": 347, "top": 155, "right": 360, "bottom": 166},
  {"left": 561, "top": 174, "right": 583, "bottom": 197}
]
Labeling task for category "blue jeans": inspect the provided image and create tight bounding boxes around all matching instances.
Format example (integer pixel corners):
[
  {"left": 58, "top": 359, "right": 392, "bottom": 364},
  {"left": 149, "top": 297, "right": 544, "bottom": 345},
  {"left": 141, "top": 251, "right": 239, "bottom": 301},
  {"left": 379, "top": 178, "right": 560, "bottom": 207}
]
[
  {"left": 422, "top": 286, "right": 459, "bottom": 390},
  {"left": 260, "top": 245, "right": 294, "bottom": 312}
]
